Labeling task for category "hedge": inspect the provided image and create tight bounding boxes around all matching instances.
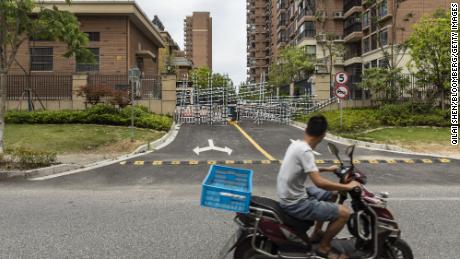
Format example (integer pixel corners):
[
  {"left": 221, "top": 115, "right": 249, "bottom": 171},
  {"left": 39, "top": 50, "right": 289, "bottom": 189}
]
[
  {"left": 5, "top": 104, "right": 173, "bottom": 132},
  {"left": 296, "top": 104, "right": 450, "bottom": 133}
]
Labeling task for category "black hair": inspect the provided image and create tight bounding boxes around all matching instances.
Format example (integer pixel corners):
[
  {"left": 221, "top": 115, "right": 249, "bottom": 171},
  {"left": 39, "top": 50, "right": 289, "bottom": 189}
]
[{"left": 306, "top": 115, "right": 328, "bottom": 137}]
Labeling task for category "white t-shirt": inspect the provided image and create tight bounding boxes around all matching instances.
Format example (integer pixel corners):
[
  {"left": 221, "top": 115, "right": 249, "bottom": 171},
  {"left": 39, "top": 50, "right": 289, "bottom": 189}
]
[{"left": 277, "top": 140, "right": 319, "bottom": 205}]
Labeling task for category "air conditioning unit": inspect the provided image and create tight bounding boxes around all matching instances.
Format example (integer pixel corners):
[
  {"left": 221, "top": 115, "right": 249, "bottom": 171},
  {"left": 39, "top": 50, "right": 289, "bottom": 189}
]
[{"left": 334, "top": 12, "right": 344, "bottom": 18}]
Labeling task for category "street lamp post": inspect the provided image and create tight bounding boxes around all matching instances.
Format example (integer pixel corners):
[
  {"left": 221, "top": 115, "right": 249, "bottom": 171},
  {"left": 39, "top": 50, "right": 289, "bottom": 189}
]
[{"left": 128, "top": 65, "right": 141, "bottom": 142}]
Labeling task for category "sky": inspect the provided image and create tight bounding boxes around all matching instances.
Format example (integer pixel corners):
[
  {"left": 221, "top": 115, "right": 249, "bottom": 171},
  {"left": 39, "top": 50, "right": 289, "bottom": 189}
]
[{"left": 135, "top": 0, "right": 247, "bottom": 85}]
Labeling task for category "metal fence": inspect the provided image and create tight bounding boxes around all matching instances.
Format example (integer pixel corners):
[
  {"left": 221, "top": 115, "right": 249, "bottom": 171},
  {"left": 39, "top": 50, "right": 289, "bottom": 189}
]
[
  {"left": 87, "top": 74, "right": 162, "bottom": 100},
  {"left": 7, "top": 74, "right": 73, "bottom": 100}
]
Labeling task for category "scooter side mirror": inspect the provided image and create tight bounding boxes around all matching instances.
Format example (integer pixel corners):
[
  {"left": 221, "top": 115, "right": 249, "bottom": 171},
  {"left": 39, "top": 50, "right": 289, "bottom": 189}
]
[
  {"left": 346, "top": 145, "right": 355, "bottom": 162},
  {"left": 327, "top": 143, "right": 342, "bottom": 163},
  {"left": 327, "top": 143, "right": 339, "bottom": 156}
]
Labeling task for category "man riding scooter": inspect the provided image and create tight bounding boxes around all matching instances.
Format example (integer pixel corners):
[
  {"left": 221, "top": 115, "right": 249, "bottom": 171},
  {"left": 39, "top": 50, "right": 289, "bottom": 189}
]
[{"left": 277, "top": 115, "right": 360, "bottom": 259}]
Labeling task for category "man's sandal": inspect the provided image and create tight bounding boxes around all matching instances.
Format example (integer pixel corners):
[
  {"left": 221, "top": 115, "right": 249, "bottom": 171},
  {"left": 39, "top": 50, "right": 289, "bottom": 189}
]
[
  {"left": 310, "top": 230, "right": 325, "bottom": 243},
  {"left": 314, "top": 247, "right": 347, "bottom": 259}
]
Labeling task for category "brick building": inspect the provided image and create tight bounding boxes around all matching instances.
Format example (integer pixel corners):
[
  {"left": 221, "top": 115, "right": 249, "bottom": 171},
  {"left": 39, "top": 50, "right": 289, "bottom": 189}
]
[
  {"left": 10, "top": 1, "right": 165, "bottom": 76},
  {"left": 247, "top": 0, "right": 451, "bottom": 99},
  {"left": 184, "top": 12, "right": 213, "bottom": 69}
]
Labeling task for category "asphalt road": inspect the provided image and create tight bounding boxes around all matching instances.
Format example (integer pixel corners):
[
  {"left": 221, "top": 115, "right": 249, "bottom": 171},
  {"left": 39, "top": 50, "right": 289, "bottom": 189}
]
[{"left": 0, "top": 121, "right": 459, "bottom": 258}]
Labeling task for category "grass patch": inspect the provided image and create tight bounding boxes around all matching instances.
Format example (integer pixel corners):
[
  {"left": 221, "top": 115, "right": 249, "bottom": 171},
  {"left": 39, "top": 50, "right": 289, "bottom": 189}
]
[
  {"left": 340, "top": 127, "right": 458, "bottom": 155},
  {"left": 4, "top": 124, "right": 164, "bottom": 154},
  {"left": 340, "top": 127, "right": 450, "bottom": 144}
]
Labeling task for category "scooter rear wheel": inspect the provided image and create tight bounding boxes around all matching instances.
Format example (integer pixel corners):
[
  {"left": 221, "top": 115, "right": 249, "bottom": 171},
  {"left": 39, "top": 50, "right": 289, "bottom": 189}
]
[
  {"left": 233, "top": 237, "right": 273, "bottom": 259},
  {"left": 381, "top": 238, "right": 413, "bottom": 259}
]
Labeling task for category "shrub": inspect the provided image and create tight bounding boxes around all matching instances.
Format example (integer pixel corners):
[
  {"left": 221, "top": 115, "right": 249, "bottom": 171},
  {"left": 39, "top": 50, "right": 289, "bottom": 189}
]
[
  {"left": 297, "top": 104, "right": 449, "bottom": 132},
  {"left": 5, "top": 104, "right": 173, "bottom": 132},
  {"left": 8, "top": 147, "right": 57, "bottom": 169}
]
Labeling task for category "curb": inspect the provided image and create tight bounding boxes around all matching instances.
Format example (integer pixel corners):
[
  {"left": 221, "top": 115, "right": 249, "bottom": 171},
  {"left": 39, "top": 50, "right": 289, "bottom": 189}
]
[
  {"left": 132, "top": 122, "right": 178, "bottom": 154},
  {"left": 1, "top": 123, "right": 181, "bottom": 181},
  {"left": 290, "top": 121, "right": 460, "bottom": 160}
]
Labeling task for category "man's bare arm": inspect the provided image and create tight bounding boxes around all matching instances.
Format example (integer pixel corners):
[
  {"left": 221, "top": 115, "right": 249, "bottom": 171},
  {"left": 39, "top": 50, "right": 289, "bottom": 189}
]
[
  {"left": 309, "top": 171, "right": 359, "bottom": 191},
  {"left": 318, "top": 165, "right": 338, "bottom": 173}
]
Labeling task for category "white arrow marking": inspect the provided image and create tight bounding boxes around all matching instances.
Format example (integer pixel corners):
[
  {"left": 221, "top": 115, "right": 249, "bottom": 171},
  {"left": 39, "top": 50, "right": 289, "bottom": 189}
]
[
  {"left": 290, "top": 139, "right": 322, "bottom": 156},
  {"left": 193, "top": 139, "right": 233, "bottom": 156}
]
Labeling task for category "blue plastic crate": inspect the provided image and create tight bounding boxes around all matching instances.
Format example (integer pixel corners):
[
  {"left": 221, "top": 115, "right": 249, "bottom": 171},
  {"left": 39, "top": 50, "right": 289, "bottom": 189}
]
[{"left": 201, "top": 165, "right": 253, "bottom": 213}]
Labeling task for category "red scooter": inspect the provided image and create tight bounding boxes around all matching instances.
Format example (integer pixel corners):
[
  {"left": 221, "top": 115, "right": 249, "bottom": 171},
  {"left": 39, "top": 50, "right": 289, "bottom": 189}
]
[{"left": 218, "top": 143, "right": 413, "bottom": 259}]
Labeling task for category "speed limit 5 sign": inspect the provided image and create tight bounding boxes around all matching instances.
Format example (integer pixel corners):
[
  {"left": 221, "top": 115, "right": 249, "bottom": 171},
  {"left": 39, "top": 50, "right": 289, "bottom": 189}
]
[{"left": 335, "top": 72, "right": 349, "bottom": 84}]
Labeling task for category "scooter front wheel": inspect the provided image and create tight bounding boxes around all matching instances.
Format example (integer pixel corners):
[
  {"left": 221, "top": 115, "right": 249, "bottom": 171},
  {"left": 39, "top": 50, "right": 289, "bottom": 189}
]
[{"left": 381, "top": 238, "right": 413, "bottom": 259}]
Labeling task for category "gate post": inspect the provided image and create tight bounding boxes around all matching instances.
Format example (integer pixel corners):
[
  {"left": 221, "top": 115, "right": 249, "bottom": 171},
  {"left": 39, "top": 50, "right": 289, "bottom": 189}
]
[
  {"left": 161, "top": 73, "right": 177, "bottom": 115},
  {"left": 72, "top": 74, "right": 88, "bottom": 110}
]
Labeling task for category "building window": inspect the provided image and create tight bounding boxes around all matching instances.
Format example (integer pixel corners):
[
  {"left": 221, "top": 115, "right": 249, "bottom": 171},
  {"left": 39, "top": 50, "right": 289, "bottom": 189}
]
[
  {"left": 378, "top": 58, "right": 389, "bottom": 68},
  {"left": 363, "top": 37, "right": 370, "bottom": 53},
  {"left": 379, "top": 29, "right": 388, "bottom": 47},
  {"left": 303, "top": 45, "right": 316, "bottom": 58},
  {"left": 76, "top": 48, "right": 100, "bottom": 72},
  {"left": 298, "top": 21, "right": 315, "bottom": 39},
  {"left": 371, "top": 59, "right": 378, "bottom": 68},
  {"left": 378, "top": 0, "right": 388, "bottom": 18},
  {"left": 362, "top": 11, "right": 370, "bottom": 28},
  {"left": 85, "top": 32, "right": 100, "bottom": 42},
  {"left": 371, "top": 33, "right": 378, "bottom": 50},
  {"left": 30, "top": 47, "right": 53, "bottom": 71}
]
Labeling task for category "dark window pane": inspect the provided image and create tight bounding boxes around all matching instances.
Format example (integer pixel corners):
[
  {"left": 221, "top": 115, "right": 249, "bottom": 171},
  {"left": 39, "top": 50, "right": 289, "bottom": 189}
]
[
  {"left": 85, "top": 32, "right": 100, "bottom": 42},
  {"left": 30, "top": 47, "right": 53, "bottom": 71},
  {"left": 76, "top": 48, "right": 100, "bottom": 72}
]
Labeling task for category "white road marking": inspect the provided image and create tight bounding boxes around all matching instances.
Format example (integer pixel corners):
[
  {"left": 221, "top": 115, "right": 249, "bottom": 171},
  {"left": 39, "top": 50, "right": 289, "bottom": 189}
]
[{"left": 193, "top": 139, "right": 233, "bottom": 156}]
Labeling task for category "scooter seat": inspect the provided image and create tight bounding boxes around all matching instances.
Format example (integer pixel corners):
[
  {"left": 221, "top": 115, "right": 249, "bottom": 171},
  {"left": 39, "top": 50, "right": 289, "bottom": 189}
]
[{"left": 250, "top": 196, "right": 314, "bottom": 232}]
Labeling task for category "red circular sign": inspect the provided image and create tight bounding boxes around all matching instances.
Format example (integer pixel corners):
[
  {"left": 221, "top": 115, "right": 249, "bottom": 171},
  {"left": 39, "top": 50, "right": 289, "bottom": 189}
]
[{"left": 334, "top": 84, "right": 350, "bottom": 100}]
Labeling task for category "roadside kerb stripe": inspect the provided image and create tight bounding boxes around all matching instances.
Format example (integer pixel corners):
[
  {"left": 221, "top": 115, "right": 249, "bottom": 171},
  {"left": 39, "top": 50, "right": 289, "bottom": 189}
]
[
  {"left": 121, "top": 158, "right": 451, "bottom": 166},
  {"left": 229, "top": 121, "right": 276, "bottom": 161}
]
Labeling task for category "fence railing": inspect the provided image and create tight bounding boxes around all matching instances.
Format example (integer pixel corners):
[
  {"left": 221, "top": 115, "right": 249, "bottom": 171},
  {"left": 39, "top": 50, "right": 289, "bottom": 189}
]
[
  {"left": 87, "top": 74, "right": 162, "bottom": 100},
  {"left": 7, "top": 74, "right": 73, "bottom": 100}
]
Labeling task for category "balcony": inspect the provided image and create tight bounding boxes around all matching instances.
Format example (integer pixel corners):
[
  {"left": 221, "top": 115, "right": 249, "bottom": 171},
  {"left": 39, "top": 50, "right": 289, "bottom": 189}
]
[
  {"left": 296, "top": 30, "right": 316, "bottom": 42},
  {"left": 297, "top": 8, "right": 316, "bottom": 23},
  {"left": 344, "top": 23, "right": 363, "bottom": 42},
  {"left": 343, "top": 0, "right": 362, "bottom": 14}
]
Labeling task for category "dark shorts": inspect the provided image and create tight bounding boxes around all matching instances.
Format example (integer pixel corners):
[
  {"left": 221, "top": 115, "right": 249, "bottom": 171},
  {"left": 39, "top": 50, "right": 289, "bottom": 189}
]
[{"left": 280, "top": 186, "right": 339, "bottom": 222}]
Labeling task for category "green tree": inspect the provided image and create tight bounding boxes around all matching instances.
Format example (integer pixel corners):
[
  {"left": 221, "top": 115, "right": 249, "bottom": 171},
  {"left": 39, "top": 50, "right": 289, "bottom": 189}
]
[
  {"left": 0, "top": 0, "right": 94, "bottom": 153},
  {"left": 361, "top": 67, "right": 409, "bottom": 104},
  {"left": 268, "top": 46, "right": 314, "bottom": 91},
  {"left": 408, "top": 10, "right": 452, "bottom": 109},
  {"left": 189, "top": 67, "right": 232, "bottom": 89},
  {"left": 361, "top": 0, "right": 413, "bottom": 104}
]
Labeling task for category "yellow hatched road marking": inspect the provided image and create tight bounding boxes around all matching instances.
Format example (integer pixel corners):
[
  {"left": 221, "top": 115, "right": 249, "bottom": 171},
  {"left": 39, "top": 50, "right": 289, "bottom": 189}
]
[
  {"left": 439, "top": 159, "right": 451, "bottom": 163},
  {"left": 404, "top": 159, "right": 415, "bottom": 164},
  {"left": 333, "top": 160, "right": 341, "bottom": 164},
  {"left": 422, "top": 159, "right": 433, "bottom": 164},
  {"left": 225, "top": 160, "right": 235, "bottom": 164},
  {"left": 353, "top": 160, "right": 361, "bottom": 164},
  {"left": 369, "top": 160, "right": 379, "bottom": 164},
  {"left": 208, "top": 160, "right": 217, "bottom": 165},
  {"left": 386, "top": 160, "right": 397, "bottom": 164},
  {"left": 189, "top": 160, "right": 199, "bottom": 165},
  {"left": 134, "top": 161, "right": 145, "bottom": 165},
  {"left": 315, "top": 160, "right": 325, "bottom": 164},
  {"left": 229, "top": 121, "right": 276, "bottom": 161},
  {"left": 243, "top": 160, "right": 253, "bottom": 164},
  {"left": 261, "top": 160, "right": 271, "bottom": 164},
  {"left": 152, "top": 161, "right": 163, "bottom": 165},
  {"left": 171, "top": 160, "right": 181, "bottom": 165}
]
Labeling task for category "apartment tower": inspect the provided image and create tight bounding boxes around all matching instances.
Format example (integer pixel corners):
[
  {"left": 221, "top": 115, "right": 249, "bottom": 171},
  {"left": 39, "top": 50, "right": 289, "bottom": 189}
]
[
  {"left": 184, "top": 12, "right": 213, "bottom": 69},
  {"left": 246, "top": 0, "right": 272, "bottom": 84},
  {"left": 248, "top": 0, "right": 451, "bottom": 98}
]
